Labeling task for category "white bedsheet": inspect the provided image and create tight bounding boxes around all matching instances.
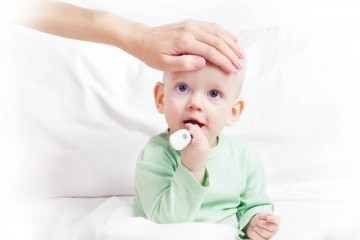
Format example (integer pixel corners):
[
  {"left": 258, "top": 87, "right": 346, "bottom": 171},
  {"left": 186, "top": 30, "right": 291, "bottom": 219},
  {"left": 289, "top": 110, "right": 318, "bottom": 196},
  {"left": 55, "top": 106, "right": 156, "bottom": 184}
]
[{"left": 1, "top": 197, "right": 360, "bottom": 240}]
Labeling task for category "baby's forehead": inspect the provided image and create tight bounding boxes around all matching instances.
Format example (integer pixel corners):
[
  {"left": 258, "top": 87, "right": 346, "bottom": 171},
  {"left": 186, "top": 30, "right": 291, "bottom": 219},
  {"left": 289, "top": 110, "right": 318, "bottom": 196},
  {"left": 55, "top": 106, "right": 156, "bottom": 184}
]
[{"left": 164, "top": 63, "right": 243, "bottom": 85}]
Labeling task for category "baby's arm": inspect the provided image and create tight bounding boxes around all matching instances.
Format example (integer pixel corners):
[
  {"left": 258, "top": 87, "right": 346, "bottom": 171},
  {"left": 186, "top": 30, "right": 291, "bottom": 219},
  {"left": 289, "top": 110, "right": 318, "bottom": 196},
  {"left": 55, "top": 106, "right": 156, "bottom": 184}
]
[
  {"left": 245, "top": 213, "right": 280, "bottom": 240},
  {"left": 180, "top": 123, "right": 210, "bottom": 184},
  {"left": 237, "top": 148, "right": 275, "bottom": 238},
  {"left": 135, "top": 128, "right": 209, "bottom": 223}
]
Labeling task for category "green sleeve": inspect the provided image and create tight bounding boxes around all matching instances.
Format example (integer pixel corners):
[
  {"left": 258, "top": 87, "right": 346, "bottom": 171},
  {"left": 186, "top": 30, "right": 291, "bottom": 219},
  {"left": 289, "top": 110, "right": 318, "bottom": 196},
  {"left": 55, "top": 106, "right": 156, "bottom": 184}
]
[
  {"left": 135, "top": 142, "right": 209, "bottom": 223},
  {"left": 237, "top": 150, "right": 273, "bottom": 238}
]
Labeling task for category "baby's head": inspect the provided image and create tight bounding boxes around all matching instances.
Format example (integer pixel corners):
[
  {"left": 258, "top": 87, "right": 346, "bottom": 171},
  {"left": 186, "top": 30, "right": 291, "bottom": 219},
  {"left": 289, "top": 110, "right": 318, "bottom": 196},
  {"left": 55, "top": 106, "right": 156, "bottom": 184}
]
[{"left": 154, "top": 59, "right": 246, "bottom": 147}]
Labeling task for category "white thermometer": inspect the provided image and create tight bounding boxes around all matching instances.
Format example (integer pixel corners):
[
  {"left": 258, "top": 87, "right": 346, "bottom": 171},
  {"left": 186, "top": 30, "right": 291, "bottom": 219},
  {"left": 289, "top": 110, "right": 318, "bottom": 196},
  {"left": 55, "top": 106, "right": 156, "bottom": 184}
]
[{"left": 169, "top": 129, "right": 191, "bottom": 150}]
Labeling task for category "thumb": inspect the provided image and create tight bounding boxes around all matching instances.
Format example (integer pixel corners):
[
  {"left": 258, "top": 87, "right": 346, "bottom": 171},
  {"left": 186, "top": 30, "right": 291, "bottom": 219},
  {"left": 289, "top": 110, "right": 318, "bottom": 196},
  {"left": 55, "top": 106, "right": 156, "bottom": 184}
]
[
  {"left": 258, "top": 213, "right": 272, "bottom": 221},
  {"left": 162, "top": 55, "right": 206, "bottom": 71}
]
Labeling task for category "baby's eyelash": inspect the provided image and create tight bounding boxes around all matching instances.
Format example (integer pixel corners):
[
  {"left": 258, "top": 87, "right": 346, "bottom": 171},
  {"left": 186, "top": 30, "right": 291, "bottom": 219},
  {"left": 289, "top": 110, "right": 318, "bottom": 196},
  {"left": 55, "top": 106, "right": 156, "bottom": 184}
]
[
  {"left": 175, "top": 83, "right": 189, "bottom": 93},
  {"left": 208, "top": 89, "right": 223, "bottom": 99}
]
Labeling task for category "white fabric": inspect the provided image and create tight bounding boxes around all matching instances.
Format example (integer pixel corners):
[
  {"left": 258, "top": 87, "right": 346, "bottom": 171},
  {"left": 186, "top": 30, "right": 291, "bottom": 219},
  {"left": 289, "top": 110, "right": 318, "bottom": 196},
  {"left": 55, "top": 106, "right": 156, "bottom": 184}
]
[
  {"left": 0, "top": 197, "right": 238, "bottom": 240},
  {"left": 1, "top": 0, "right": 360, "bottom": 239},
  {"left": 1, "top": 197, "right": 360, "bottom": 240}
]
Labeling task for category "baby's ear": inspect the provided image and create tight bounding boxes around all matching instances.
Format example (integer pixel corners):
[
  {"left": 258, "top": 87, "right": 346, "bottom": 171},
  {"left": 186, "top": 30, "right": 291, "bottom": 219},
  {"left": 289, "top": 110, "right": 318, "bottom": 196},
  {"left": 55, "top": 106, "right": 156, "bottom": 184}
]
[
  {"left": 154, "top": 82, "right": 165, "bottom": 114},
  {"left": 226, "top": 99, "right": 244, "bottom": 126}
]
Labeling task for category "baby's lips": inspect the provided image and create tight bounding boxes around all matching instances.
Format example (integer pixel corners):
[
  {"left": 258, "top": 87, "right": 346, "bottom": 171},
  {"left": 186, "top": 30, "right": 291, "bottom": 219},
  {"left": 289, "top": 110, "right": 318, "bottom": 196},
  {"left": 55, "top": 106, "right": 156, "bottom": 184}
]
[{"left": 183, "top": 119, "right": 205, "bottom": 128}]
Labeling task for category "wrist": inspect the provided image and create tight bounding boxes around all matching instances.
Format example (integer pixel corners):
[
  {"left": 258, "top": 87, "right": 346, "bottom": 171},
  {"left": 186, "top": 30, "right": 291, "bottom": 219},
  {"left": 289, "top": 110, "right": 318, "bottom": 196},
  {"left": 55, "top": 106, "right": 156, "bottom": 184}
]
[
  {"left": 190, "top": 168, "right": 206, "bottom": 184},
  {"left": 124, "top": 22, "right": 149, "bottom": 59},
  {"left": 96, "top": 11, "right": 146, "bottom": 53},
  {"left": 108, "top": 13, "right": 148, "bottom": 56}
]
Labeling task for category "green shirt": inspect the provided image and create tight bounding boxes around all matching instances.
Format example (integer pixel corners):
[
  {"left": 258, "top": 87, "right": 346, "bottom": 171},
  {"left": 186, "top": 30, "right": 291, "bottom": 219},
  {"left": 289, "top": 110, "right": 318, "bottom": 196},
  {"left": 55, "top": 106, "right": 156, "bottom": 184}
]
[{"left": 134, "top": 131, "right": 273, "bottom": 238}]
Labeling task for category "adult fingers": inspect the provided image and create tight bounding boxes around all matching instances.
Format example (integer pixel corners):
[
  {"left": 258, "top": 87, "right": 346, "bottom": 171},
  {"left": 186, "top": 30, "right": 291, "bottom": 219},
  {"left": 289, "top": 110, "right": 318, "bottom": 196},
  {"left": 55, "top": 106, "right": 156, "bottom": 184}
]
[
  {"left": 196, "top": 20, "right": 244, "bottom": 58},
  {"left": 195, "top": 31, "right": 243, "bottom": 70},
  {"left": 176, "top": 19, "right": 242, "bottom": 73},
  {"left": 185, "top": 40, "right": 238, "bottom": 73},
  {"left": 193, "top": 19, "right": 238, "bottom": 44},
  {"left": 161, "top": 55, "right": 206, "bottom": 72}
]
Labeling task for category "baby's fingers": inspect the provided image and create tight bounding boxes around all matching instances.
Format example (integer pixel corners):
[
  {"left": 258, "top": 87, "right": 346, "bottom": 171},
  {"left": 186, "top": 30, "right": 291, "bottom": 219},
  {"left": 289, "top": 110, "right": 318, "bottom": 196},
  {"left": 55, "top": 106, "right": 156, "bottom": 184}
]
[
  {"left": 266, "top": 215, "right": 281, "bottom": 225},
  {"left": 247, "top": 230, "right": 266, "bottom": 240},
  {"left": 185, "top": 123, "right": 205, "bottom": 140},
  {"left": 257, "top": 220, "right": 279, "bottom": 233},
  {"left": 259, "top": 213, "right": 280, "bottom": 225},
  {"left": 253, "top": 225, "right": 274, "bottom": 239}
]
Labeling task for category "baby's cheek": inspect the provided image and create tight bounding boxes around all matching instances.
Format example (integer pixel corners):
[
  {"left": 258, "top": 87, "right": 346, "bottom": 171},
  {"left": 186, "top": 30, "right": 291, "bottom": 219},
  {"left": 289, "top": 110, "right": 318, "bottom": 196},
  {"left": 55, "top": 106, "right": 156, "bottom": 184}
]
[{"left": 212, "top": 115, "right": 228, "bottom": 131}]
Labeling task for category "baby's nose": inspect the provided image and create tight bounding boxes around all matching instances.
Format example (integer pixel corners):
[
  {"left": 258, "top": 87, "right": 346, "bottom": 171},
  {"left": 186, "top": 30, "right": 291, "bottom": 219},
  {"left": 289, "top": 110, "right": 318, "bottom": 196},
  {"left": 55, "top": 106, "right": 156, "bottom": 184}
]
[{"left": 187, "top": 94, "right": 203, "bottom": 111}]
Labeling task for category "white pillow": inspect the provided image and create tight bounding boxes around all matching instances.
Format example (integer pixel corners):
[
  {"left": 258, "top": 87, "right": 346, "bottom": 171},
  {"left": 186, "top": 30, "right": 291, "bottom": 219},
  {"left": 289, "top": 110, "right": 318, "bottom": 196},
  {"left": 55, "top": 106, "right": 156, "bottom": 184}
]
[
  {"left": 1, "top": 0, "right": 360, "bottom": 204},
  {"left": 1, "top": 23, "right": 165, "bottom": 202}
]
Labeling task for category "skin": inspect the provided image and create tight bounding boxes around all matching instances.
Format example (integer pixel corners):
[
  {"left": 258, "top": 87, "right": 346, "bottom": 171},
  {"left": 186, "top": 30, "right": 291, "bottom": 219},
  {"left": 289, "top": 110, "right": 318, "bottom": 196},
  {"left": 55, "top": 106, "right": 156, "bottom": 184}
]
[
  {"left": 17, "top": 1, "right": 244, "bottom": 73},
  {"left": 245, "top": 213, "right": 281, "bottom": 240},
  {"left": 154, "top": 62, "right": 280, "bottom": 239},
  {"left": 154, "top": 62, "right": 245, "bottom": 181}
]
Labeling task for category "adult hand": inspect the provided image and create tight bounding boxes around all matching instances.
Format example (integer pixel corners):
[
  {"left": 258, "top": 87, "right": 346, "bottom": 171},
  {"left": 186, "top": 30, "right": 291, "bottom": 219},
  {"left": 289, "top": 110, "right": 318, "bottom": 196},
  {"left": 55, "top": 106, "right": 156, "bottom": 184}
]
[
  {"left": 18, "top": 1, "right": 243, "bottom": 73},
  {"left": 129, "top": 19, "right": 244, "bottom": 73}
]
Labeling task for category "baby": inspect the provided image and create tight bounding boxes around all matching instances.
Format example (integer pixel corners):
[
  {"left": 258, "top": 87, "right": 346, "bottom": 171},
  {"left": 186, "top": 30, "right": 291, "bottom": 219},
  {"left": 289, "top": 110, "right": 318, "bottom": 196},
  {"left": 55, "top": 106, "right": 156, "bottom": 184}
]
[{"left": 134, "top": 58, "right": 280, "bottom": 239}]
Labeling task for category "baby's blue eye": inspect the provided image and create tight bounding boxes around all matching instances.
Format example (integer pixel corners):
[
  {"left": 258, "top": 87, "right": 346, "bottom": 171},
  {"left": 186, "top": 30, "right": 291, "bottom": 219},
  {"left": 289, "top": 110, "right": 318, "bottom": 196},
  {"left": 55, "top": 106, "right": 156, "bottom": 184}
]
[
  {"left": 208, "top": 90, "right": 221, "bottom": 99},
  {"left": 176, "top": 84, "right": 189, "bottom": 93}
]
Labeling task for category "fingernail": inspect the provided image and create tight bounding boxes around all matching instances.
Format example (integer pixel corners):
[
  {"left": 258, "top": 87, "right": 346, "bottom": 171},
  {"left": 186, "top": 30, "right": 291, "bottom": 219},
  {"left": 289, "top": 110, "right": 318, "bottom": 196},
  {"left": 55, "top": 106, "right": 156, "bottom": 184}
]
[
  {"left": 229, "top": 64, "right": 237, "bottom": 73},
  {"left": 237, "top": 50, "right": 245, "bottom": 58},
  {"left": 234, "top": 60, "right": 243, "bottom": 70},
  {"left": 194, "top": 57, "right": 206, "bottom": 69}
]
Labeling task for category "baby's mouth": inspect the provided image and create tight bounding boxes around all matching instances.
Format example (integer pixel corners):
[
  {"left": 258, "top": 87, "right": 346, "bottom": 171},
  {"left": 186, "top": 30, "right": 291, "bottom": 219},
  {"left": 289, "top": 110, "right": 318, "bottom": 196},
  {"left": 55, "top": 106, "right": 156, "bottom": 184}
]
[{"left": 183, "top": 119, "right": 205, "bottom": 128}]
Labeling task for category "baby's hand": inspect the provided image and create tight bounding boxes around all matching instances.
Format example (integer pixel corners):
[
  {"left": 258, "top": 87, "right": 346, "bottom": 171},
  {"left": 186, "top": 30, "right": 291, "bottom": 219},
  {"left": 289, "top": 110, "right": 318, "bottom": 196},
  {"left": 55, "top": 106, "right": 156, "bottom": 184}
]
[
  {"left": 181, "top": 123, "right": 210, "bottom": 183},
  {"left": 246, "top": 213, "right": 280, "bottom": 240}
]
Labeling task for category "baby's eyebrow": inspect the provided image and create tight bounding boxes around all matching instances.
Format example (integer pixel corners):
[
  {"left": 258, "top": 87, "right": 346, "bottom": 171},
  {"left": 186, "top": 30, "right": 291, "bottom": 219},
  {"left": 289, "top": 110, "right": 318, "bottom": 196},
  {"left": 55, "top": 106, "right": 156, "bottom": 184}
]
[
  {"left": 169, "top": 77, "right": 192, "bottom": 84},
  {"left": 169, "top": 77, "right": 184, "bottom": 82},
  {"left": 208, "top": 82, "right": 225, "bottom": 91}
]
